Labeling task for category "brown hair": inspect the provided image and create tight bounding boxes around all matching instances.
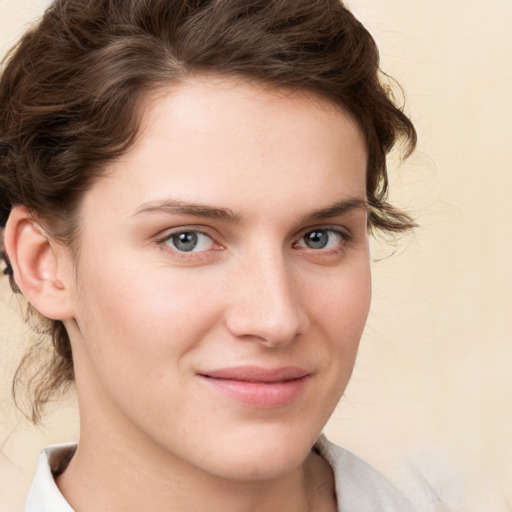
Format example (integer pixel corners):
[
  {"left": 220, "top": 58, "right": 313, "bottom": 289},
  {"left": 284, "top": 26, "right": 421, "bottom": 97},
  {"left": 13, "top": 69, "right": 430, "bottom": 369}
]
[{"left": 0, "top": 0, "right": 416, "bottom": 423}]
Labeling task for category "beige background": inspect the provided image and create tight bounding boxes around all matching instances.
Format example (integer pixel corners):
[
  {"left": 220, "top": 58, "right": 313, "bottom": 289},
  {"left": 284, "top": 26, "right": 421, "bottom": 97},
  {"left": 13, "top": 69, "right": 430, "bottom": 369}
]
[{"left": 1, "top": 0, "right": 511, "bottom": 510}]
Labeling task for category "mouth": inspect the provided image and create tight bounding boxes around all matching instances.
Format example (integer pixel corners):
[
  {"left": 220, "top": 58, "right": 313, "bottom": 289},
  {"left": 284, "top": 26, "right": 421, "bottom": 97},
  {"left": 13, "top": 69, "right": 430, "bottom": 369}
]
[{"left": 198, "top": 366, "right": 310, "bottom": 408}]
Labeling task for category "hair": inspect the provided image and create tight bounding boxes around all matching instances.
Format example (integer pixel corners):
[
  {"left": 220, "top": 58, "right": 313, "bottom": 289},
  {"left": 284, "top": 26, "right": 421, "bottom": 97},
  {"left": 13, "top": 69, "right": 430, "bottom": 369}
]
[{"left": 0, "top": 0, "right": 417, "bottom": 423}]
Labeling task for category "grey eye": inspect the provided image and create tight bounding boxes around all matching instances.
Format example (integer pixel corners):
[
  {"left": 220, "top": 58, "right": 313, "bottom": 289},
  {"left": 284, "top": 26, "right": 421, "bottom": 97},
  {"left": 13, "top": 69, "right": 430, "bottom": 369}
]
[
  {"left": 171, "top": 232, "right": 198, "bottom": 252},
  {"left": 165, "top": 231, "right": 214, "bottom": 253},
  {"left": 299, "top": 229, "right": 343, "bottom": 250}
]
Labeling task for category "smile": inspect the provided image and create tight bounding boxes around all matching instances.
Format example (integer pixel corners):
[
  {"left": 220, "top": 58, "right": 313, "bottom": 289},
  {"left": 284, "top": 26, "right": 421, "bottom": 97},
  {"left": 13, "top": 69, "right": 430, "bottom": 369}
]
[{"left": 198, "top": 366, "right": 310, "bottom": 408}]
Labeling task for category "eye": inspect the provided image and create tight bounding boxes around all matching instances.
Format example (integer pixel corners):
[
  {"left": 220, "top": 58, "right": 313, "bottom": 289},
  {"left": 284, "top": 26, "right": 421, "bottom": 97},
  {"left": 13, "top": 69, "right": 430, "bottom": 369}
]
[
  {"left": 296, "top": 229, "right": 346, "bottom": 250},
  {"left": 163, "top": 231, "right": 215, "bottom": 253}
]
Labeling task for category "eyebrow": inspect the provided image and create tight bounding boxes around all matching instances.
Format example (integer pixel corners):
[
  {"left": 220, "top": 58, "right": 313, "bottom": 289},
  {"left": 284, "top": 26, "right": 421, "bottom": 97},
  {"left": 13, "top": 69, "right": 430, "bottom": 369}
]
[
  {"left": 132, "top": 199, "right": 241, "bottom": 223},
  {"left": 299, "top": 197, "right": 368, "bottom": 223},
  {"left": 132, "top": 196, "right": 367, "bottom": 223}
]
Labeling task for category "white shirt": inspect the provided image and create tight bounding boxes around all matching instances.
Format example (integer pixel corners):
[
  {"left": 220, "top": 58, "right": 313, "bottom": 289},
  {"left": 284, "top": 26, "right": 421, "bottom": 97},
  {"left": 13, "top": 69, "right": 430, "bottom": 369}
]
[{"left": 25, "top": 435, "right": 416, "bottom": 512}]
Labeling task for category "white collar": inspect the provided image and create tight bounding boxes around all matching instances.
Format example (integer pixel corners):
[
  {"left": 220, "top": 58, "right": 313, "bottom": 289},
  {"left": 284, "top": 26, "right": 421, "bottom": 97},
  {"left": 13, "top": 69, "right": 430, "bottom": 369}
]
[
  {"left": 24, "top": 443, "right": 75, "bottom": 512},
  {"left": 315, "top": 435, "right": 416, "bottom": 511}
]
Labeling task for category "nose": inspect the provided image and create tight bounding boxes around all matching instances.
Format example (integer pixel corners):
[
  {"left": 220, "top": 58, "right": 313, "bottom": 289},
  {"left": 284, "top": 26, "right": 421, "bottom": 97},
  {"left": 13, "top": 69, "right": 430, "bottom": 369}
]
[{"left": 224, "top": 251, "right": 310, "bottom": 348}]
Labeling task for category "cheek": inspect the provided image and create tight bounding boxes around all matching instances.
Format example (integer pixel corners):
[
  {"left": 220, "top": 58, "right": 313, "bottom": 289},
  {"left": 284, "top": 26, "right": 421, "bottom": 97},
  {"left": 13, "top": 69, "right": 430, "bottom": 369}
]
[
  {"left": 295, "top": 263, "right": 371, "bottom": 429},
  {"left": 337, "top": 267, "right": 371, "bottom": 337},
  {"left": 305, "top": 261, "right": 371, "bottom": 388},
  {"left": 308, "top": 261, "right": 371, "bottom": 339},
  {"left": 73, "top": 257, "right": 224, "bottom": 379}
]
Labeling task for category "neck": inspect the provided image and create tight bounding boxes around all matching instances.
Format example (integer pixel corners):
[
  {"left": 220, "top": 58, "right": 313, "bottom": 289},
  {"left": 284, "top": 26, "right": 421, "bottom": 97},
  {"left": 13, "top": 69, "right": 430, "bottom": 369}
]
[
  {"left": 56, "top": 412, "right": 336, "bottom": 512},
  {"left": 57, "top": 433, "right": 335, "bottom": 512}
]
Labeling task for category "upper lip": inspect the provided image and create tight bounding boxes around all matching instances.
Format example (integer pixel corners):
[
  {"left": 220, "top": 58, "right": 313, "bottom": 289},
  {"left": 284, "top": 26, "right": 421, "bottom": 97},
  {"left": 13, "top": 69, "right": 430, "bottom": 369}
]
[{"left": 200, "top": 366, "right": 310, "bottom": 383}]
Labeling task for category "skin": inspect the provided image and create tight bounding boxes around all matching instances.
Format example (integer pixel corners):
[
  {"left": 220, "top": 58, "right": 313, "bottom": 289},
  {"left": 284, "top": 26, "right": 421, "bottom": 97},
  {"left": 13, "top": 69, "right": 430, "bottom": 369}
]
[{"left": 8, "top": 77, "right": 371, "bottom": 511}]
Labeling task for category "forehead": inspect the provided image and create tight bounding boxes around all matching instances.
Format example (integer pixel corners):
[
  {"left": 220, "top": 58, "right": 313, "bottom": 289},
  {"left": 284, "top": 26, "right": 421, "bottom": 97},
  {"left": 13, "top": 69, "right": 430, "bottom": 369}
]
[{"left": 83, "top": 77, "right": 368, "bottom": 224}]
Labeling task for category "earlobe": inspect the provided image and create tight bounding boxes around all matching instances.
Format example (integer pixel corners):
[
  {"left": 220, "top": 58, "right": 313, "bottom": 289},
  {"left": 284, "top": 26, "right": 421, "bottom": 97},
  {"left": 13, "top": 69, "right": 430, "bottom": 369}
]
[{"left": 4, "top": 206, "right": 74, "bottom": 320}]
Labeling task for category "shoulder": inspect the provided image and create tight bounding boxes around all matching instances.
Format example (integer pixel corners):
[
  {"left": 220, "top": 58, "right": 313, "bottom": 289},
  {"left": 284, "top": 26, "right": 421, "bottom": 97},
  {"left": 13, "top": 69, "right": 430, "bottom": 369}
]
[{"left": 315, "top": 435, "right": 417, "bottom": 512}]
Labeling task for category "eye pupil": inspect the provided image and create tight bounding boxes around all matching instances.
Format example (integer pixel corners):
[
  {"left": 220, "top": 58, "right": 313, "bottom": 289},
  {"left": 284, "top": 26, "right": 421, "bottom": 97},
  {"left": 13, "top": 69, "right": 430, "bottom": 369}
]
[
  {"left": 305, "top": 230, "right": 328, "bottom": 249},
  {"left": 172, "top": 232, "right": 198, "bottom": 252}
]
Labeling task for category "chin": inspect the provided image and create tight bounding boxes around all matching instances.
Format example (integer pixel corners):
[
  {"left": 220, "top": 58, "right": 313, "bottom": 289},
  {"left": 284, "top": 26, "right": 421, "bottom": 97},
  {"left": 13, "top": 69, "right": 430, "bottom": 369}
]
[
  {"left": 203, "top": 424, "right": 319, "bottom": 481},
  {"left": 213, "top": 450, "right": 311, "bottom": 482}
]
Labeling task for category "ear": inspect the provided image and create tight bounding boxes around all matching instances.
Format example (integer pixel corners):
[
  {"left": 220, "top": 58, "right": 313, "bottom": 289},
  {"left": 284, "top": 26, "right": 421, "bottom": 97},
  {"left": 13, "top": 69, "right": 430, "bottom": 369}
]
[{"left": 3, "top": 206, "right": 75, "bottom": 320}]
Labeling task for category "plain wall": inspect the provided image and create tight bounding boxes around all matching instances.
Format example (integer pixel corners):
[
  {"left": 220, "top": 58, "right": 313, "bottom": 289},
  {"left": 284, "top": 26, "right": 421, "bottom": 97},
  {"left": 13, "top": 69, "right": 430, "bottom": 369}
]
[{"left": 1, "top": 0, "right": 511, "bottom": 510}]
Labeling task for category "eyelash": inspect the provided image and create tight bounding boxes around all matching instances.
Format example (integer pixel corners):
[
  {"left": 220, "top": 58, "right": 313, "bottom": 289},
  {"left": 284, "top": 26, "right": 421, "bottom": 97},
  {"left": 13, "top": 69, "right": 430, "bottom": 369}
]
[{"left": 156, "top": 226, "right": 352, "bottom": 258}]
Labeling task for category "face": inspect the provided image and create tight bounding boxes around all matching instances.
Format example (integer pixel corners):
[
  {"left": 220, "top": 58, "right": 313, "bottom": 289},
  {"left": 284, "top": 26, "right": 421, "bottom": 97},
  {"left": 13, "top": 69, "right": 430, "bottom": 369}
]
[{"left": 64, "top": 77, "right": 371, "bottom": 481}]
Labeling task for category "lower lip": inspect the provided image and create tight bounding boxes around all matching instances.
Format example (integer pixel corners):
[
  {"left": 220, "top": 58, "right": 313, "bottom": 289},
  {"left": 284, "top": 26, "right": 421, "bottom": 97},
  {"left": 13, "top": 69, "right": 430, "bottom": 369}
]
[{"left": 199, "top": 375, "right": 309, "bottom": 408}]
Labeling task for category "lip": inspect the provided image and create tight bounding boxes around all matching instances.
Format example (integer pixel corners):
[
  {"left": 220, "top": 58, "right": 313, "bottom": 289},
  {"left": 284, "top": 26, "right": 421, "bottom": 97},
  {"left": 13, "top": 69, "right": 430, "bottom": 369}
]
[{"left": 198, "top": 366, "right": 310, "bottom": 408}]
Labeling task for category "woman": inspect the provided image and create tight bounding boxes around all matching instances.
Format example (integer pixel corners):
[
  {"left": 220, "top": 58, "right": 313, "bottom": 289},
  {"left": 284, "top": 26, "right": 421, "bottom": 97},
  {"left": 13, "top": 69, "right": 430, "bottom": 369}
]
[{"left": 0, "top": 0, "right": 417, "bottom": 510}]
